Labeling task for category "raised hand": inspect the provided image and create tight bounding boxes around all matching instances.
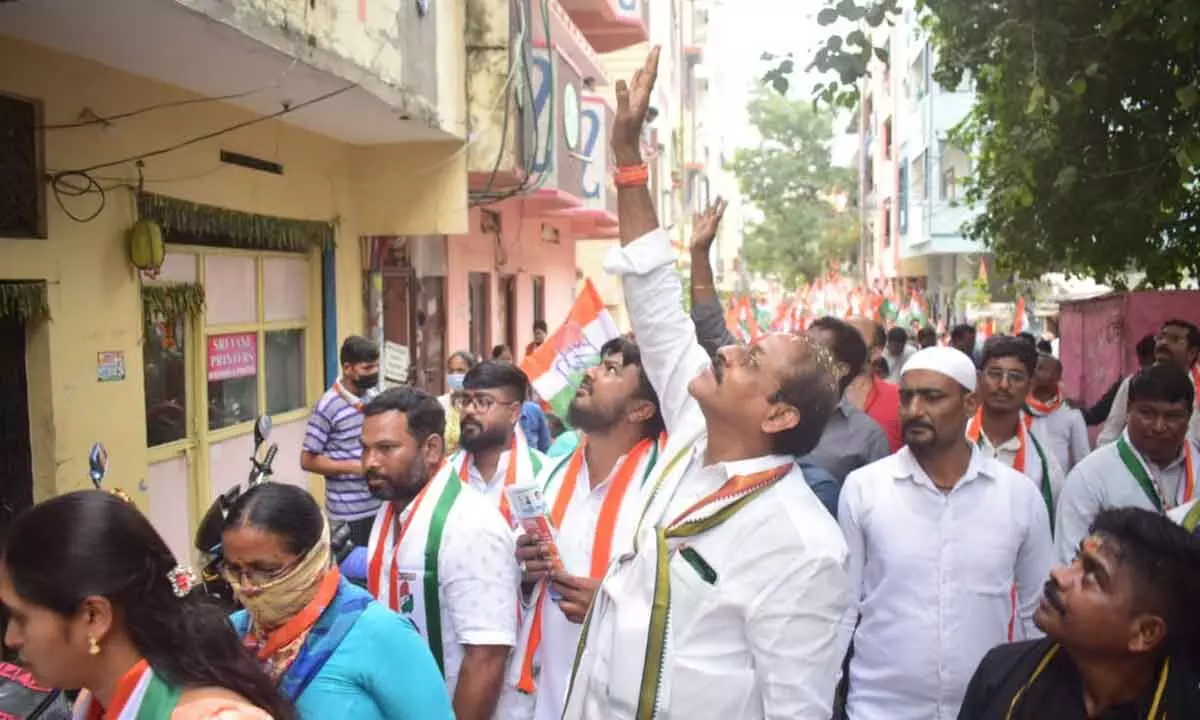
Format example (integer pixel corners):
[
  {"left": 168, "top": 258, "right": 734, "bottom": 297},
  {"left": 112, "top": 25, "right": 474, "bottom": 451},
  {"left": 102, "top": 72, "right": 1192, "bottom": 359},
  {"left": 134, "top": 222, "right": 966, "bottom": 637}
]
[
  {"left": 690, "top": 197, "right": 728, "bottom": 255},
  {"left": 612, "top": 46, "right": 661, "bottom": 166}
]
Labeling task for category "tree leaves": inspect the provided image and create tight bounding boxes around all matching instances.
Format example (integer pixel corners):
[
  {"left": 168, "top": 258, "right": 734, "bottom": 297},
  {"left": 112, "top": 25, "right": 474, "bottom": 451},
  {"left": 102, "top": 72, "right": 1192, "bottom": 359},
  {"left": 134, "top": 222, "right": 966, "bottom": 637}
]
[
  {"left": 761, "top": 0, "right": 1200, "bottom": 286},
  {"left": 728, "top": 89, "right": 860, "bottom": 286}
]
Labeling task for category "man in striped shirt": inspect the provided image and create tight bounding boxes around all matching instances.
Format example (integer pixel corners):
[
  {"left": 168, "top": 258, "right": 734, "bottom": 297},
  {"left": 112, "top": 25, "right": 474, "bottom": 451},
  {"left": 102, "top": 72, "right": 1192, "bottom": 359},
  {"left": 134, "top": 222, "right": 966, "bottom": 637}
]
[{"left": 301, "top": 335, "right": 382, "bottom": 545}]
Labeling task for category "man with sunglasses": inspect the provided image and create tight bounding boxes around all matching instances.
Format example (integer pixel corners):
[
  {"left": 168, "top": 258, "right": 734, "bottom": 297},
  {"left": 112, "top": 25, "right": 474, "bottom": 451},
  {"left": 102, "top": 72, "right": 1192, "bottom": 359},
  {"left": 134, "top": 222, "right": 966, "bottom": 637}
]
[{"left": 450, "top": 361, "right": 546, "bottom": 528}]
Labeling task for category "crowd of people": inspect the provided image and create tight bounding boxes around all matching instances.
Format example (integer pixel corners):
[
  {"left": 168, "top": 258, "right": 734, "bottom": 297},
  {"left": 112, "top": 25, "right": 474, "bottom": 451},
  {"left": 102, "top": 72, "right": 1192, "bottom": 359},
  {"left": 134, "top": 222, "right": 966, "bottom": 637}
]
[{"left": 2, "top": 46, "right": 1199, "bottom": 720}]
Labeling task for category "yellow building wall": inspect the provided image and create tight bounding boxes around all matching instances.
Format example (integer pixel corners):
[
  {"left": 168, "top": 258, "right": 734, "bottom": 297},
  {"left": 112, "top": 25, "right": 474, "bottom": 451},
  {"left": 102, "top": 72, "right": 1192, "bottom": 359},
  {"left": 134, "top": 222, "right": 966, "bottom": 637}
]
[{"left": 0, "top": 35, "right": 465, "bottom": 508}]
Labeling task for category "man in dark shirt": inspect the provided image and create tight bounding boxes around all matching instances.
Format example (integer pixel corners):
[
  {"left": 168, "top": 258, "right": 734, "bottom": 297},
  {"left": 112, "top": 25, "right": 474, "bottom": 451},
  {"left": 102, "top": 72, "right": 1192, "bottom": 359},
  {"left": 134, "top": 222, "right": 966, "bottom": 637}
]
[{"left": 959, "top": 507, "right": 1200, "bottom": 719}]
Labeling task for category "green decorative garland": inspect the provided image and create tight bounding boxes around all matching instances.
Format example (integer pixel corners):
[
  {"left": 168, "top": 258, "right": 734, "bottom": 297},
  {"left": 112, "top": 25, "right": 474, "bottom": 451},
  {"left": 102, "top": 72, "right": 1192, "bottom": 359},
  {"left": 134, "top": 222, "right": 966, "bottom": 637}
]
[
  {"left": 137, "top": 192, "right": 334, "bottom": 252},
  {"left": 142, "top": 282, "right": 206, "bottom": 322},
  {"left": 0, "top": 282, "right": 49, "bottom": 323}
]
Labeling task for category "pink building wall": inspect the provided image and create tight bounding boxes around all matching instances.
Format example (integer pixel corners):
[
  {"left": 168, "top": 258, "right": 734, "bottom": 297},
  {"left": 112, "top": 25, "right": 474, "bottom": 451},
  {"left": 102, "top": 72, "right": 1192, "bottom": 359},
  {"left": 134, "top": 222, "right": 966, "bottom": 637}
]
[{"left": 445, "top": 204, "right": 578, "bottom": 358}]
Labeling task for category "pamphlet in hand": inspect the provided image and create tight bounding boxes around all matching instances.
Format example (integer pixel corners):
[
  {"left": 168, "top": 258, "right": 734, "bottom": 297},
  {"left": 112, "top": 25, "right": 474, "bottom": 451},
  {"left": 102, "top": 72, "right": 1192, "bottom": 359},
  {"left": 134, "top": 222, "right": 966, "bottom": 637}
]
[{"left": 506, "top": 483, "right": 564, "bottom": 599}]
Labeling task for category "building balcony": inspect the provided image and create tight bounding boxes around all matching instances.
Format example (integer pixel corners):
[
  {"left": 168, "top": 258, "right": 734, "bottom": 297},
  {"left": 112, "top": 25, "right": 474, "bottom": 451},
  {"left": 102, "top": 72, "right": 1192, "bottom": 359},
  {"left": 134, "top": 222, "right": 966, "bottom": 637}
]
[
  {"left": 558, "top": 0, "right": 649, "bottom": 53},
  {"left": 2, "top": 0, "right": 458, "bottom": 143},
  {"left": 900, "top": 200, "right": 984, "bottom": 257}
]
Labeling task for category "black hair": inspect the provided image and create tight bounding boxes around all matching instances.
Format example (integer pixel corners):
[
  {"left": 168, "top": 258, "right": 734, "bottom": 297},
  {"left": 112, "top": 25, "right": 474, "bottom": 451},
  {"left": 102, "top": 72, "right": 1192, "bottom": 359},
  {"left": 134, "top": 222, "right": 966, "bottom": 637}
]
[
  {"left": 873, "top": 356, "right": 890, "bottom": 376},
  {"left": 599, "top": 336, "right": 666, "bottom": 441},
  {"left": 1036, "top": 339, "right": 1053, "bottom": 354},
  {"left": 982, "top": 335, "right": 1039, "bottom": 375},
  {"left": 463, "top": 360, "right": 530, "bottom": 402},
  {"left": 917, "top": 326, "right": 938, "bottom": 346},
  {"left": 340, "top": 335, "right": 379, "bottom": 365},
  {"left": 809, "top": 316, "right": 869, "bottom": 392},
  {"left": 1089, "top": 507, "right": 1200, "bottom": 662},
  {"left": 223, "top": 483, "right": 324, "bottom": 557},
  {"left": 491, "top": 344, "right": 512, "bottom": 360},
  {"left": 448, "top": 350, "right": 477, "bottom": 370},
  {"left": 886, "top": 326, "right": 908, "bottom": 345},
  {"left": 768, "top": 340, "right": 839, "bottom": 457},
  {"left": 533, "top": 320, "right": 548, "bottom": 333},
  {"left": 1162, "top": 318, "right": 1200, "bottom": 349},
  {"left": 363, "top": 386, "right": 447, "bottom": 442},
  {"left": 1, "top": 491, "right": 292, "bottom": 718},
  {"left": 1017, "top": 331, "right": 1036, "bottom": 345},
  {"left": 1136, "top": 334, "right": 1158, "bottom": 364},
  {"left": 950, "top": 323, "right": 976, "bottom": 343},
  {"left": 869, "top": 323, "right": 886, "bottom": 350},
  {"left": 1128, "top": 363, "right": 1194, "bottom": 412}
]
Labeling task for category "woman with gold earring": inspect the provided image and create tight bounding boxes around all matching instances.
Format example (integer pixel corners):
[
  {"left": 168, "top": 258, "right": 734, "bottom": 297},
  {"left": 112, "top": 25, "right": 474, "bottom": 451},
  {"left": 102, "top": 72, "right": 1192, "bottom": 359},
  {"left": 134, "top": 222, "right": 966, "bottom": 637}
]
[{"left": 0, "top": 490, "right": 292, "bottom": 719}]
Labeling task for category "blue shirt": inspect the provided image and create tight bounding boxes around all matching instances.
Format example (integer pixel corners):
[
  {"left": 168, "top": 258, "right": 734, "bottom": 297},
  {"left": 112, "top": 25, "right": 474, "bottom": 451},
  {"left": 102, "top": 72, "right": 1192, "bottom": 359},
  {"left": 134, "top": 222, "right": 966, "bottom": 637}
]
[
  {"left": 520, "top": 401, "right": 552, "bottom": 453},
  {"left": 797, "top": 457, "right": 840, "bottom": 519},
  {"left": 232, "top": 586, "right": 452, "bottom": 720},
  {"left": 304, "top": 386, "right": 381, "bottom": 521}
]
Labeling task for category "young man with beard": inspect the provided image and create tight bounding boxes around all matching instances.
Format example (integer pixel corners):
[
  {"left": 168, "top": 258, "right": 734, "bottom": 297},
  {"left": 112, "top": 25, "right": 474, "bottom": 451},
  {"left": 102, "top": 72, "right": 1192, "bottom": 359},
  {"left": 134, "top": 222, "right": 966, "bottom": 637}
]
[
  {"left": 1055, "top": 363, "right": 1199, "bottom": 564},
  {"left": 1099, "top": 319, "right": 1200, "bottom": 447},
  {"left": 959, "top": 508, "right": 1200, "bottom": 719},
  {"left": 302, "top": 335, "right": 383, "bottom": 545},
  {"left": 837, "top": 346, "right": 1054, "bottom": 720},
  {"left": 1027, "top": 352, "right": 1091, "bottom": 473},
  {"left": 512, "top": 336, "right": 666, "bottom": 720},
  {"left": 970, "top": 336, "right": 1065, "bottom": 525},
  {"left": 361, "top": 387, "right": 523, "bottom": 720},
  {"left": 452, "top": 361, "right": 547, "bottom": 527},
  {"left": 563, "top": 47, "right": 849, "bottom": 720}
]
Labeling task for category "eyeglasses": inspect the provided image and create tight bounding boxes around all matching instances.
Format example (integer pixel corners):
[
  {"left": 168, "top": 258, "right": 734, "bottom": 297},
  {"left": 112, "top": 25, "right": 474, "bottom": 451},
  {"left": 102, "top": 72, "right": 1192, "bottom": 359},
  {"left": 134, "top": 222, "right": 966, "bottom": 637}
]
[
  {"left": 984, "top": 368, "right": 1029, "bottom": 385},
  {"left": 452, "top": 393, "right": 517, "bottom": 412},
  {"left": 219, "top": 558, "right": 296, "bottom": 586}
]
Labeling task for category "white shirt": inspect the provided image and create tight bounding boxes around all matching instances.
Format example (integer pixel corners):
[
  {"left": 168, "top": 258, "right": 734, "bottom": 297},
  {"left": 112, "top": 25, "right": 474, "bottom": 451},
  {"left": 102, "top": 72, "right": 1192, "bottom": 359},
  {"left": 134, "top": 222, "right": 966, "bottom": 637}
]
[
  {"left": 973, "top": 423, "right": 1067, "bottom": 508},
  {"left": 1029, "top": 405, "right": 1091, "bottom": 472},
  {"left": 460, "top": 447, "right": 548, "bottom": 508},
  {"left": 397, "top": 484, "right": 524, "bottom": 717},
  {"left": 1055, "top": 433, "right": 1199, "bottom": 564},
  {"left": 1097, "top": 372, "right": 1200, "bottom": 447},
  {"left": 564, "top": 228, "right": 850, "bottom": 720},
  {"left": 883, "top": 346, "right": 916, "bottom": 382},
  {"left": 838, "top": 447, "right": 1055, "bottom": 720},
  {"left": 530, "top": 449, "right": 653, "bottom": 720}
]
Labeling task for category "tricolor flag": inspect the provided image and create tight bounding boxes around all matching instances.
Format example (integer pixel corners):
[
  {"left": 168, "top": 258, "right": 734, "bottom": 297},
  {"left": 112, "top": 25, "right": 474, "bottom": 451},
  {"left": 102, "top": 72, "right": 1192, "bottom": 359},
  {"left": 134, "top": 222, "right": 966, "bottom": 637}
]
[
  {"left": 1011, "top": 296, "right": 1028, "bottom": 335},
  {"left": 520, "top": 279, "right": 621, "bottom": 418}
]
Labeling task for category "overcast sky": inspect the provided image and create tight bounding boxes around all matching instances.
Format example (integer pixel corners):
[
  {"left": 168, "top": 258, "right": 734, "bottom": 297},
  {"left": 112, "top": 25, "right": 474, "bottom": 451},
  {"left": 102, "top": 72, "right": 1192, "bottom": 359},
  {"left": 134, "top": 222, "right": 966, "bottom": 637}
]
[{"left": 707, "top": 0, "right": 857, "bottom": 166}]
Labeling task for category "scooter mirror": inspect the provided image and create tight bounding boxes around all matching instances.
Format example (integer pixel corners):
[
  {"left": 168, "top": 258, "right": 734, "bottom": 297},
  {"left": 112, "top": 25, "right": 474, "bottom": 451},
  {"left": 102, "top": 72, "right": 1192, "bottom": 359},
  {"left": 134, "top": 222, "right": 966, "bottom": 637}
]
[
  {"left": 88, "top": 443, "right": 108, "bottom": 487},
  {"left": 254, "top": 416, "right": 272, "bottom": 448}
]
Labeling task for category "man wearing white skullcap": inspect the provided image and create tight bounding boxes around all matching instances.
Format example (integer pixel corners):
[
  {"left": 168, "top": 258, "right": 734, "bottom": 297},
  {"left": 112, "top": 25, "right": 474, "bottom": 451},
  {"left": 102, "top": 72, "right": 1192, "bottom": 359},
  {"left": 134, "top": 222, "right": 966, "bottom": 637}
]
[{"left": 833, "top": 345, "right": 1055, "bottom": 720}]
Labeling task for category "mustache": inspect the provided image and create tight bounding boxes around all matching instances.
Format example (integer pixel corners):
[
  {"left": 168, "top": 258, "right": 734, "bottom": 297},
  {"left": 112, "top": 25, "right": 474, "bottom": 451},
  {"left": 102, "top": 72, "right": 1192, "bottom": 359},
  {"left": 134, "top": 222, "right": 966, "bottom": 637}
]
[
  {"left": 902, "top": 419, "right": 934, "bottom": 432},
  {"left": 1042, "top": 579, "right": 1067, "bottom": 615}
]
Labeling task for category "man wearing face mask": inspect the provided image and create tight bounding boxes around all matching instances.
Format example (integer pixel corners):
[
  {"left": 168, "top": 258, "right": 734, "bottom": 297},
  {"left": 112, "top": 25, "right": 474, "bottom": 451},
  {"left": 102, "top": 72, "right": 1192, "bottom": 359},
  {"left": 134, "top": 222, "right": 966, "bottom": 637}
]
[
  {"left": 837, "top": 346, "right": 1054, "bottom": 720},
  {"left": 363, "top": 387, "right": 523, "bottom": 720},
  {"left": 441, "top": 351, "right": 477, "bottom": 455},
  {"left": 302, "top": 335, "right": 382, "bottom": 546},
  {"left": 452, "top": 361, "right": 546, "bottom": 527},
  {"left": 1055, "top": 363, "right": 1199, "bottom": 564}
]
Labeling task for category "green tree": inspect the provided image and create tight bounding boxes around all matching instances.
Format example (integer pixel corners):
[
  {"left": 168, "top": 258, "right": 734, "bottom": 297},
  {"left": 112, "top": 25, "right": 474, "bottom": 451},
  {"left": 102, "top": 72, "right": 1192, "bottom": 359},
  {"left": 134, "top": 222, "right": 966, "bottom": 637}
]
[
  {"left": 729, "top": 89, "right": 859, "bottom": 287},
  {"left": 767, "top": 0, "right": 1200, "bottom": 287}
]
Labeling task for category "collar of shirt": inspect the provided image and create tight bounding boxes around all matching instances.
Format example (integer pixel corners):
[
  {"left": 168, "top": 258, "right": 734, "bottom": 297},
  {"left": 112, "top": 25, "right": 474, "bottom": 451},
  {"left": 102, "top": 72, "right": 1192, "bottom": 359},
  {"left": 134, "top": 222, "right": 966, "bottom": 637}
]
[
  {"left": 1122, "top": 428, "right": 1187, "bottom": 473},
  {"left": 888, "top": 444, "right": 995, "bottom": 492},
  {"left": 467, "top": 448, "right": 512, "bottom": 487}
]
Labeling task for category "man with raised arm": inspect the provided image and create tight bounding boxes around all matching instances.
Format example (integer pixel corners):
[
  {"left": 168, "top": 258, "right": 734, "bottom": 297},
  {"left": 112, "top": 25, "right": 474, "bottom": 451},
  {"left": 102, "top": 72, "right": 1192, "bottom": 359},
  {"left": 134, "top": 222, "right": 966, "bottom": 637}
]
[{"left": 561, "top": 47, "right": 850, "bottom": 720}]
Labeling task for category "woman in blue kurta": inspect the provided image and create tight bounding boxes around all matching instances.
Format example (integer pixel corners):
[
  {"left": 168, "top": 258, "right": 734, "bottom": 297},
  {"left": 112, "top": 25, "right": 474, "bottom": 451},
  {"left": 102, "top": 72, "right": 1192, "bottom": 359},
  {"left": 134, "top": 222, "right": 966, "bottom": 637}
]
[{"left": 220, "top": 482, "right": 452, "bottom": 720}]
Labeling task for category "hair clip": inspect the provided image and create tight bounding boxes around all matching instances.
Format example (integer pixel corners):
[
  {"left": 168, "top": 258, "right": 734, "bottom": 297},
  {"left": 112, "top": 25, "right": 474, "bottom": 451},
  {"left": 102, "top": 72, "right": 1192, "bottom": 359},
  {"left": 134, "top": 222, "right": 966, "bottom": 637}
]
[{"left": 167, "top": 565, "right": 199, "bottom": 598}]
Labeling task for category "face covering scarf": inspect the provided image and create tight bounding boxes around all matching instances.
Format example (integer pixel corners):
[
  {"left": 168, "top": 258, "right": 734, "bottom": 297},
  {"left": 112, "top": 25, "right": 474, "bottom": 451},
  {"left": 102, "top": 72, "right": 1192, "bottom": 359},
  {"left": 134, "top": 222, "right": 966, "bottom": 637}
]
[{"left": 227, "top": 523, "right": 334, "bottom": 681}]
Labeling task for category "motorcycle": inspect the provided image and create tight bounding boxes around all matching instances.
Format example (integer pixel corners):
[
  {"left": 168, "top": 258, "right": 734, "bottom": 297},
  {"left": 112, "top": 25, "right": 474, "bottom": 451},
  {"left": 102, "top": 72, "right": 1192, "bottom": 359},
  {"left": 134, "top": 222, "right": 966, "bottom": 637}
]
[
  {"left": 0, "top": 443, "right": 118, "bottom": 720},
  {"left": 193, "top": 417, "right": 358, "bottom": 610}
]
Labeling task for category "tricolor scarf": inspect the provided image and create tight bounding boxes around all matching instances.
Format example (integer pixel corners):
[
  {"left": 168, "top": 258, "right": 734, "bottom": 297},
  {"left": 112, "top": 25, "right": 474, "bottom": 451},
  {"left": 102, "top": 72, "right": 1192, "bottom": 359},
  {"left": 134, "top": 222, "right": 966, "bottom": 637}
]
[
  {"left": 232, "top": 574, "right": 371, "bottom": 701},
  {"left": 453, "top": 428, "right": 544, "bottom": 527},
  {"left": 1182, "top": 500, "right": 1200, "bottom": 534},
  {"left": 1115, "top": 429, "right": 1196, "bottom": 513},
  {"left": 72, "top": 661, "right": 180, "bottom": 720},
  {"left": 563, "top": 425, "right": 792, "bottom": 720},
  {"left": 1025, "top": 386, "right": 1065, "bottom": 417},
  {"left": 513, "top": 436, "right": 661, "bottom": 693},
  {"left": 967, "top": 409, "right": 1054, "bottom": 528},
  {"left": 366, "top": 462, "right": 463, "bottom": 674}
]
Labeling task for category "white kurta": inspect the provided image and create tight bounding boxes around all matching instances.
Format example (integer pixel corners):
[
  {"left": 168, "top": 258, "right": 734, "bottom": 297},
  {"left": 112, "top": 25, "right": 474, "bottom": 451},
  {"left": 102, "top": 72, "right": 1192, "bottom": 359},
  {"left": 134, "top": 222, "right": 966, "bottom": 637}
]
[
  {"left": 1055, "top": 431, "right": 1199, "bottom": 563},
  {"left": 562, "top": 228, "right": 850, "bottom": 720},
  {"left": 837, "top": 447, "right": 1055, "bottom": 720}
]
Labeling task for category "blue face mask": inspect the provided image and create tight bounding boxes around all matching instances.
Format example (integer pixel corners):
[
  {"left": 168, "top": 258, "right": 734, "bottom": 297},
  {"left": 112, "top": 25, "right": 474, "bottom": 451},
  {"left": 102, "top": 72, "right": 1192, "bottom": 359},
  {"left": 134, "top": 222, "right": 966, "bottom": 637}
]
[{"left": 446, "top": 373, "right": 466, "bottom": 392}]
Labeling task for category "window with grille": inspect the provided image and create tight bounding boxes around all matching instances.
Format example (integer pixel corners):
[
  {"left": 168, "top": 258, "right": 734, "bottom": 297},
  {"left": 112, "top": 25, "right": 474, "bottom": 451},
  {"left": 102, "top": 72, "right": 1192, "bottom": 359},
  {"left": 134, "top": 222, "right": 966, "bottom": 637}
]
[{"left": 0, "top": 93, "right": 44, "bottom": 238}]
